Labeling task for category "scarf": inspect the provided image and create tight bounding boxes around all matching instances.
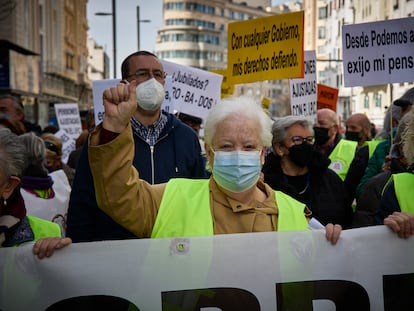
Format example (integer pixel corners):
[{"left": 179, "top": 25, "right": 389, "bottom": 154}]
[
  {"left": 0, "top": 188, "right": 33, "bottom": 246},
  {"left": 20, "top": 175, "right": 55, "bottom": 199}
]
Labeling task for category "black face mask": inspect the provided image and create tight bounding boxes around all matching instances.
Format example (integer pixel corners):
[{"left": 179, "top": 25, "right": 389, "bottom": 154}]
[
  {"left": 390, "top": 158, "right": 407, "bottom": 173},
  {"left": 288, "top": 143, "right": 313, "bottom": 167},
  {"left": 313, "top": 127, "right": 330, "bottom": 145},
  {"left": 345, "top": 131, "right": 361, "bottom": 142}
]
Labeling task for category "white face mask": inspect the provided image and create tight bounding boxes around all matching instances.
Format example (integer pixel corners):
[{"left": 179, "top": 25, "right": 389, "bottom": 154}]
[{"left": 136, "top": 78, "right": 165, "bottom": 111}]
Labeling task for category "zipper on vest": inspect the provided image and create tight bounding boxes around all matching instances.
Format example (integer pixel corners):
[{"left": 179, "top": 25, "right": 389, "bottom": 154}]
[{"left": 150, "top": 145, "right": 155, "bottom": 184}]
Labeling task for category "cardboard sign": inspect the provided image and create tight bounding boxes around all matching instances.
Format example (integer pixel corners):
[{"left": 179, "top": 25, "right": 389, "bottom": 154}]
[
  {"left": 160, "top": 60, "right": 223, "bottom": 121},
  {"left": 317, "top": 83, "right": 339, "bottom": 111},
  {"left": 227, "top": 11, "right": 304, "bottom": 85},
  {"left": 289, "top": 50, "right": 317, "bottom": 117},
  {"left": 54, "top": 103, "right": 82, "bottom": 138},
  {"left": 342, "top": 17, "right": 414, "bottom": 87}
]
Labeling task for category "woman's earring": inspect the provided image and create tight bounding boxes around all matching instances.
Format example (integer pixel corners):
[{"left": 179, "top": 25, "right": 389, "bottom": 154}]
[{"left": 2, "top": 198, "right": 6, "bottom": 207}]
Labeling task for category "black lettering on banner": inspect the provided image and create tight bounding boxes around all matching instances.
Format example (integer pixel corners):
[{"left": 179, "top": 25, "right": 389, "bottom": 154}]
[
  {"left": 162, "top": 288, "right": 260, "bottom": 310},
  {"left": 46, "top": 295, "right": 140, "bottom": 311},
  {"left": 276, "top": 280, "right": 370, "bottom": 311},
  {"left": 383, "top": 273, "right": 414, "bottom": 311}
]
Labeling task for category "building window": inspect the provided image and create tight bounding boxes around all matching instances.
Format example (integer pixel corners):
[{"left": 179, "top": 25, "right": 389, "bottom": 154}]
[
  {"left": 375, "top": 93, "right": 382, "bottom": 107},
  {"left": 319, "top": 6, "right": 327, "bottom": 19},
  {"left": 318, "top": 27, "right": 326, "bottom": 39},
  {"left": 364, "top": 95, "right": 369, "bottom": 108}
]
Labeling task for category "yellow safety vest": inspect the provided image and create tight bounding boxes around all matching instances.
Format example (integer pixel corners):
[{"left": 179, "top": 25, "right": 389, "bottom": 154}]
[
  {"left": 329, "top": 139, "right": 381, "bottom": 181},
  {"left": 393, "top": 172, "right": 414, "bottom": 214},
  {"left": 151, "top": 179, "right": 309, "bottom": 238},
  {"left": 27, "top": 215, "right": 62, "bottom": 241}
]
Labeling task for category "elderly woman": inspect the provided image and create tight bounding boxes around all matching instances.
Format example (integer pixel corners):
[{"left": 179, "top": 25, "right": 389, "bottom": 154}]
[
  {"left": 19, "top": 132, "right": 71, "bottom": 236},
  {"left": 0, "top": 128, "right": 71, "bottom": 258},
  {"left": 88, "top": 79, "right": 341, "bottom": 243},
  {"left": 262, "top": 116, "right": 353, "bottom": 228}
]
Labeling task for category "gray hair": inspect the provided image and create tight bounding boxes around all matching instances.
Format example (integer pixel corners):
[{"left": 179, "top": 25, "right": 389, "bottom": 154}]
[
  {"left": 402, "top": 110, "right": 414, "bottom": 165},
  {"left": 271, "top": 115, "right": 314, "bottom": 146},
  {"left": 204, "top": 96, "right": 273, "bottom": 147},
  {"left": 18, "top": 132, "right": 49, "bottom": 177},
  {"left": 0, "top": 128, "right": 26, "bottom": 182}
]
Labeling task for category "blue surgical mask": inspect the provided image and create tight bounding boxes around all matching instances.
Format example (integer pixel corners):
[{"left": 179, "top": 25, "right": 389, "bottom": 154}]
[{"left": 212, "top": 150, "right": 261, "bottom": 193}]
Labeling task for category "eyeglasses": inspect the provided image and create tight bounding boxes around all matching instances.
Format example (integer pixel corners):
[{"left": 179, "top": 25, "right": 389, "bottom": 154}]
[
  {"left": 291, "top": 136, "right": 315, "bottom": 145},
  {"left": 126, "top": 69, "right": 166, "bottom": 82},
  {"left": 44, "top": 141, "right": 60, "bottom": 154}
]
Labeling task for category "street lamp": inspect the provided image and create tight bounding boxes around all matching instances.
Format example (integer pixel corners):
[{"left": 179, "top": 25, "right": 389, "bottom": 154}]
[
  {"left": 136, "top": 5, "right": 151, "bottom": 51},
  {"left": 95, "top": 0, "right": 117, "bottom": 78}
]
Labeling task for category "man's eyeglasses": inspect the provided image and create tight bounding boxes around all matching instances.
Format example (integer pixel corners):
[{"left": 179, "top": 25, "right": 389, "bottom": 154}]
[
  {"left": 291, "top": 136, "right": 315, "bottom": 145},
  {"left": 126, "top": 69, "right": 166, "bottom": 82}
]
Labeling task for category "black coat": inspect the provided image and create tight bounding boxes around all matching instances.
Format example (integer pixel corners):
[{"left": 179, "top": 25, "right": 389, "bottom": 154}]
[{"left": 262, "top": 150, "right": 353, "bottom": 228}]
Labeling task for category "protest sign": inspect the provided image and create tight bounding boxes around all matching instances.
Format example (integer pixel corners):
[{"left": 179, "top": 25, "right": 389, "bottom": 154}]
[
  {"left": 342, "top": 17, "right": 414, "bottom": 87},
  {"left": 53, "top": 129, "right": 75, "bottom": 164},
  {"left": 289, "top": 50, "right": 317, "bottom": 117},
  {"left": 227, "top": 11, "right": 304, "bottom": 85},
  {"left": 317, "top": 83, "right": 339, "bottom": 111},
  {"left": 54, "top": 103, "right": 82, "bottom": 138},
  {"left": 160, "top": 60, "right": 223, "bottom": 121},
  {"left": 1, "top": 226, "right": 413, "bottom": 310},
  {"left": 92, "top": 79, "right": 120, "bottom": 126}
]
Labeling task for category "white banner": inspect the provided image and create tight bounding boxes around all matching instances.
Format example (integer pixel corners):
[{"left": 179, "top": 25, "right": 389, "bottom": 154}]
[
  {"left": 289, "top": 50, "right": 317, "bottom": 117},
  {"left": 1, "top": 226, "right": 413, "bottom": 310},
  {"left": 342, "top": 17, "right": 414, "bottom": 87},
  {"left": 160, "top": 60, "right": 223, "bottom": 121}
]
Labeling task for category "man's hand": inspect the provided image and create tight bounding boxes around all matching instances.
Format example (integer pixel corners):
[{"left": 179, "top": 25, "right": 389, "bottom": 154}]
[
  {"left": 102, "top": 80, "right": 138, "bottom": 133},
  {"left": 384, "top": 212, "right": 414, "bottom": 239}
]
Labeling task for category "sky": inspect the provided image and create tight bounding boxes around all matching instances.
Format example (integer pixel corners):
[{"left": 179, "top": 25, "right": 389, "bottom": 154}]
[
  {"left": 87, "top": 0, "right": 164, "bottom": 78},
  {"left": 87, "top": 0, "right": 290, "bottom": 78}
]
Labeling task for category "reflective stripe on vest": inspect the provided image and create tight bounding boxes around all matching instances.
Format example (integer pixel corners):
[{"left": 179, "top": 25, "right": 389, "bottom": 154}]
[
  {"left": 151, "top": 179, "right": 308, "bottom": 238},
  {"left": 393, "top": 173, "right": 414, "bottom": 214},
  {"left": 27, "top": 215, "right": 62, "bottom": 240}
]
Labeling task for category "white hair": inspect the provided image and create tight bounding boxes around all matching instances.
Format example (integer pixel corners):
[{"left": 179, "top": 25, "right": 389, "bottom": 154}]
[{"left": 204, "top": 96, "right": 273, "bottom": 147}]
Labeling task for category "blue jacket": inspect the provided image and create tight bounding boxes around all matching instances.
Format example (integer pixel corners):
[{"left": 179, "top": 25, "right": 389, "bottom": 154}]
[{"left": 66, "top": 112, "right": 208, "bottom": 242}]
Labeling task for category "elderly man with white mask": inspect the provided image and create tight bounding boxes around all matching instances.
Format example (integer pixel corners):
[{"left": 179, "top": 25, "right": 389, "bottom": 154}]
[{"left": 67, "top": 51, "right": 207, "bottom": 242}]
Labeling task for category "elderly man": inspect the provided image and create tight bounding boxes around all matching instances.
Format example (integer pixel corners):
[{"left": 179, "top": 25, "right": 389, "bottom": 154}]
[
  {"left": 313, "top": 108, "right": 342, "bottom": 156},
  {"left": 329, "top": 113, "right": 379, "bottom": 203},
  {"left": 66, "top": 51, "right": 208, "bottom": 242}
]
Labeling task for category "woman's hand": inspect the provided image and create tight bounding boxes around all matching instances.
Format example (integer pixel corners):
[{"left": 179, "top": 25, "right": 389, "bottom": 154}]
[
  {"left": 325, "top": 223, "right": 342, "bottom": 245},
  {"left": 32, "top": 237, "right": 72, "bottom": 259}
]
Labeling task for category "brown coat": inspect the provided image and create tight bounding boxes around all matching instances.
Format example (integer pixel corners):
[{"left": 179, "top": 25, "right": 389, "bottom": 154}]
[{"left": 89, "top": 124, "right": 309, "bottom": 238}]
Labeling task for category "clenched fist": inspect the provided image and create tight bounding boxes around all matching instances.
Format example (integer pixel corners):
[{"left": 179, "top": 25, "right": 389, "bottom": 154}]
[{"left": 102, "top": 80, "right": 138, "bottom": 133}]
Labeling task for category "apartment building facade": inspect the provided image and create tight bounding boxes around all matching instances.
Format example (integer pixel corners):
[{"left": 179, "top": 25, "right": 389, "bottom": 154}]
[
  {"left": 0, "top": 0, "right": 92, "bottom": 129},
  {"left": 155, "top": 0, "right": 303, "bottom": 117}
]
